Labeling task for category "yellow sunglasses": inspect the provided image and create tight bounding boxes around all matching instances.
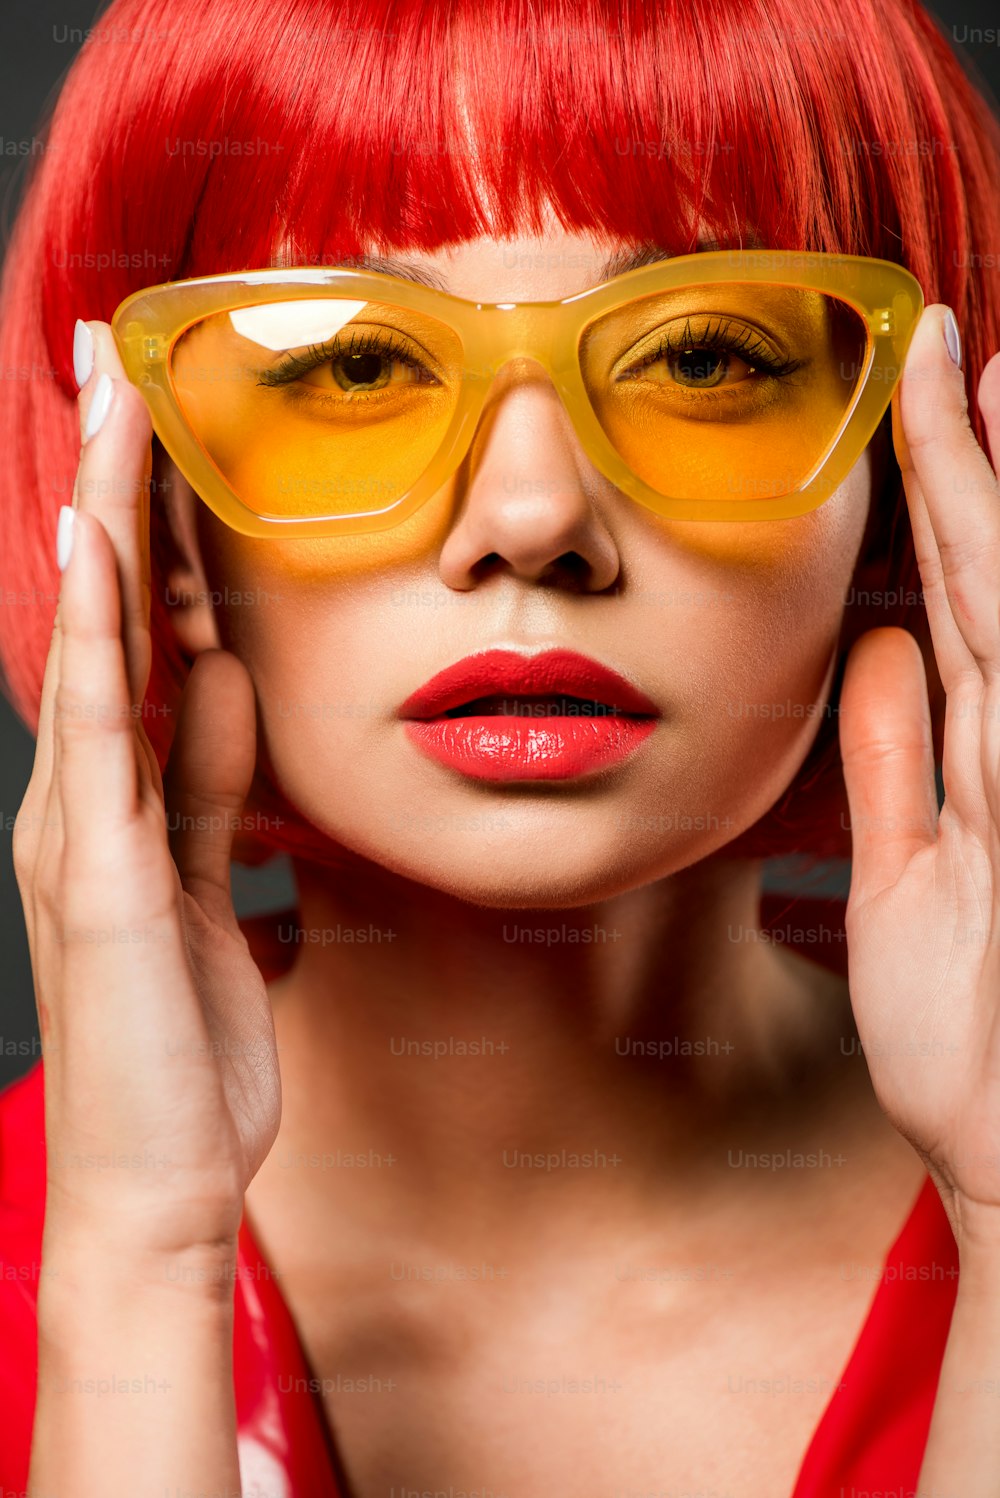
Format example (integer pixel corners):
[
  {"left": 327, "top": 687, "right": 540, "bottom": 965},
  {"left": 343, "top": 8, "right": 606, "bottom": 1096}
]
[{"left": 110, "top": 249, "right": 924, "bottom": 538}]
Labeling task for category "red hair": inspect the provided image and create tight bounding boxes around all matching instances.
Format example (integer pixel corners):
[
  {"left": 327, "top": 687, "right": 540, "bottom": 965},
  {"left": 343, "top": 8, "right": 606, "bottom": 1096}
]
[{"left": 2, "top": 0, "right": 999, "bottom": 870}]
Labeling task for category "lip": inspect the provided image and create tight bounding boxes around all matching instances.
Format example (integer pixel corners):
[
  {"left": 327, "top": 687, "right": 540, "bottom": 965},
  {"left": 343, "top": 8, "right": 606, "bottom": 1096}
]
[
  {"left": 399, "top": 648, "right": 660, "bottom": 720},
  {"left": 398, "top": 648, "right": 660, "bottom": 782}
]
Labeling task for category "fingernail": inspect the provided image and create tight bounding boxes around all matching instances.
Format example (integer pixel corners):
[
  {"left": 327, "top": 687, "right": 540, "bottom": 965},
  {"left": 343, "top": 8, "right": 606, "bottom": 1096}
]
[
  {"left": 56, "top": 505, "right": 76, "bottom": 573},
  {"left": 943, "top": 307, "right": 962, "bottom": 370},
  {"left": 84, "top": 372, "right": 114, "bottom": 441},
  {"left": 73, "top": 319, "right": 94, "bottom": 390}
]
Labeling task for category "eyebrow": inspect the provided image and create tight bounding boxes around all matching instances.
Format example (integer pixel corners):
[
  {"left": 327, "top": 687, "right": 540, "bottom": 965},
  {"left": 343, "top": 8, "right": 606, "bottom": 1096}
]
[{"left": 274, "top": 235, "right": 749, "bottom": 292}]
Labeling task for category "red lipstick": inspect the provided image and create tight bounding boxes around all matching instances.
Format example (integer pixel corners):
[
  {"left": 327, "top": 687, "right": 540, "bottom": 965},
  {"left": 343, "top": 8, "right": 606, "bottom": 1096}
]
[{"left": 398, "top": 648, "right": 660, "bottom": 782}]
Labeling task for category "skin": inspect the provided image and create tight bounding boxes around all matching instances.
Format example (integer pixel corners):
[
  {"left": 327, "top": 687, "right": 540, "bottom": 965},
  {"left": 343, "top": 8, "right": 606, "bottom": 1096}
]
[
  {"left": 165, "top": 223, "right": 900, "bottom": 1266},
  {"left": 186, "top": 228, "right": 919, "bottom": 1496},
  {"left": 15, "top": 211, "right": 1000, "bottom": 1495}
]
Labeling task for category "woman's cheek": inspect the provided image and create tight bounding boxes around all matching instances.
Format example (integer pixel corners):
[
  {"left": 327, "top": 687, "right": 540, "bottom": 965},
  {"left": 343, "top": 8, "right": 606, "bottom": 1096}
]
[
  {"left": 183, "top": 455, "right": 871, "bottom": 894},
  {"left": 637, "top": 462, "right": 870, "bottom": 822}
]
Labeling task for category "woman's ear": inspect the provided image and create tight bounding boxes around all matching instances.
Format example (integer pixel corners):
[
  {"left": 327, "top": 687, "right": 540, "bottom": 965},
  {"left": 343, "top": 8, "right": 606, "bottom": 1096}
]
[{"left": 156, "top": 450, "right": 222, "bottom": 656}]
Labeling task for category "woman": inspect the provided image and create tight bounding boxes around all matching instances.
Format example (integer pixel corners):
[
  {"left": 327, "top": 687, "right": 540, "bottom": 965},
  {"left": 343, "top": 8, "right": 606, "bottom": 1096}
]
[{"left": 1, "top": 0, "right": 1000, "bottom": 1492}]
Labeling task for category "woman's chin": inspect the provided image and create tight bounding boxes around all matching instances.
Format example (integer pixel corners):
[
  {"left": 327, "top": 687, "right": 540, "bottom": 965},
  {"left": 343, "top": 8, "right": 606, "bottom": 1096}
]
[{"left": 324, "top": 819, "right": 732, "bottom": 911}]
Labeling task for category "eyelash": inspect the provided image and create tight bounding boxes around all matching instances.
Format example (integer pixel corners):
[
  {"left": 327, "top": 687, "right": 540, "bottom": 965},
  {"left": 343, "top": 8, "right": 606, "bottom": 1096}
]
[
  {"left": 619, "top": 316, "right": 803, "bottom": 382},
  {"left": 257, "top": 328, "right": 436, "bottom": 395},
  {"left": 255, "top": 315, "right": 802, "bottom": 396}
]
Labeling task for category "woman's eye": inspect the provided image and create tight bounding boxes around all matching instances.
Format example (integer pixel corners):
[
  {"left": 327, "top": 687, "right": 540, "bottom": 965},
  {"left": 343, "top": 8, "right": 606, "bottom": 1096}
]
[
  {"left": 634, "top": 346, "right": 755, "bottom": 390},
  {"left": 302, "top": 349, "right": 429, "bottom": 394}
]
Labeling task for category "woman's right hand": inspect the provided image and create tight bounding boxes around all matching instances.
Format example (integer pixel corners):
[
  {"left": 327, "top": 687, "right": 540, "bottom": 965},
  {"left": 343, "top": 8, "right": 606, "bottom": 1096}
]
[{"left": 12, "top": 320, "right": 281, "bottom": 1266}]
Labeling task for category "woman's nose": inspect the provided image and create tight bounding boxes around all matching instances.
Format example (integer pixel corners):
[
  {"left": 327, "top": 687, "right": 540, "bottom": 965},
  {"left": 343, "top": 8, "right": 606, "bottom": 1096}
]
[{"left": 436, "top": 358, "right": 622, "bottom": 592}]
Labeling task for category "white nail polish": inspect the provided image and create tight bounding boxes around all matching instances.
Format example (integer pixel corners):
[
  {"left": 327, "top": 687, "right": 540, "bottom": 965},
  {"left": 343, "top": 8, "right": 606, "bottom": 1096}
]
[
  {"left": 942, "top": 307, "right": 963, "bottom": 371},
  {"left": 84, "top": 372, "right": 114, "bottom": 441},
  {"left": 56, "top": 505, "right": 76, "bottom": 573},
  {"left": 73, "top": 320, "right": 94, "bottom": 389}
]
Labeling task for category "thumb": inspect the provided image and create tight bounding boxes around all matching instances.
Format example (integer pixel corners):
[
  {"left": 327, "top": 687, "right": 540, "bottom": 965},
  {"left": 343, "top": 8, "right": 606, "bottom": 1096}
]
[
  {"left": 163, "top": 648, "right": 258, "bottom": 921},
  {"left": 839, "top": 627, "right": 938, "bottom": 902}
]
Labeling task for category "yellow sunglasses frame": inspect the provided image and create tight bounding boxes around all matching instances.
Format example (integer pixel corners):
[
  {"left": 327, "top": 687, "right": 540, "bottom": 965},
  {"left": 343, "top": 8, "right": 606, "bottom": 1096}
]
[{"left": 110, "top": 249, "right": 924, "bottom": 538}]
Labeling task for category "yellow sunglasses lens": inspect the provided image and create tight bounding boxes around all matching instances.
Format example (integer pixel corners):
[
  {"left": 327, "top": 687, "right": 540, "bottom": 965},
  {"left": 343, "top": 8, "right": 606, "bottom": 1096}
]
[
  {"left": 579, "top": 283, "right": 870, "bottom": 503},
  {"left": 168, "top": 283, "right": 871, "bottom": 523},
  {"left": 169, "top": 297, "right": 465, "bottom": 521}
]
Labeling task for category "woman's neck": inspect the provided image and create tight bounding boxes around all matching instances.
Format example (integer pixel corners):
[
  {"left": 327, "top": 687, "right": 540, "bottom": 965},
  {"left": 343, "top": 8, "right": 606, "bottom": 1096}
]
[{"left": 250, "top": 851, "right": 864, "bottom": 1253}]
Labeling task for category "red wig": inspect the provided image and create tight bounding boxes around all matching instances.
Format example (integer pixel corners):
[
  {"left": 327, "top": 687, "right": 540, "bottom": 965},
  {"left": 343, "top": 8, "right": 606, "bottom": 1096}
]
[{"left": 2, "top": 0, "right": 999, "bottom": 872}]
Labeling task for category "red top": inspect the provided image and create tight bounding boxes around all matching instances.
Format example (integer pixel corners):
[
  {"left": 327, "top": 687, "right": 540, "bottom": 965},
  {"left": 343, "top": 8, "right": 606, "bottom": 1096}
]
[{"left": 0, "top": 896, "right": 959, "bottom": 1494}]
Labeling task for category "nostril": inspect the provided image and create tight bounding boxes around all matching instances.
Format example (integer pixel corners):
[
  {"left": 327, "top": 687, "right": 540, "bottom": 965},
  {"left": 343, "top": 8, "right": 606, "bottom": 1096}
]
[
  {"left": 536, "top": 553, "right": 591, "bottom": 586},
  {"left": 465, "top": 550, "right": 593, "bottom": 588}
]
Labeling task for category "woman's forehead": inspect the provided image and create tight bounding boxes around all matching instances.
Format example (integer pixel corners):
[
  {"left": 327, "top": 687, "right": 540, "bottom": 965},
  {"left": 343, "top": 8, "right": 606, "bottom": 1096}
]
[{"left": 266, "top": 220, "right": 761, "bottom": 300}]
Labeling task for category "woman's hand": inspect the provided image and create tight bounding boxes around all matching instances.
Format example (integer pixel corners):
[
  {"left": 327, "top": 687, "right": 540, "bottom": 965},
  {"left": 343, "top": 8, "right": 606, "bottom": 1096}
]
[
  {"left": 839, "top": 303, "right": 1000, "bottom": 1255},
  {"left": 12, "top": 320, "right": 281, "bottom": 1266}
]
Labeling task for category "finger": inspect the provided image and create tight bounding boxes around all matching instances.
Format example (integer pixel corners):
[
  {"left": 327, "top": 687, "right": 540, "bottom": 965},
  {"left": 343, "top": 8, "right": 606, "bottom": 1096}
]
[
  {"left": 71, "top": 323, "right": 153, "bottom": 710},
  {"left": 27, "top": 328, "right": 150, "bottom": 818},
  {"left": 71, "top": 326, "right": 162, "bottom": 804},
  {"left": 889, "top": 409, "right": 997, "bottom": 838},
  {"left": 894, "top": 303, "right": 1000, "bottom": 681},
  {"left": 163, "top": 649, "right": 257, "bottom": 922},
  {"left": 14, "top": 563, "right": 69, "bottom": 890},
  {"left": 891, "top": 384, "right": 974, "bottom": 695},
  {"left": 50, "top": 508, "right": 143, "bottom": 856},
  {"left": 839, "top": 627, "right": 938, "bottom": 902},
  {"left": 976, "top": 348, "right": 1000, "bottom": 474}
]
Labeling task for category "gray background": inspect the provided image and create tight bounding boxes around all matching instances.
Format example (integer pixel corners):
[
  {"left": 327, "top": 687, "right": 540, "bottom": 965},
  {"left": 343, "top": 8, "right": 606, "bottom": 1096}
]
[{"left": 1, "top": 0, "right": 996, "bottom": 1089}]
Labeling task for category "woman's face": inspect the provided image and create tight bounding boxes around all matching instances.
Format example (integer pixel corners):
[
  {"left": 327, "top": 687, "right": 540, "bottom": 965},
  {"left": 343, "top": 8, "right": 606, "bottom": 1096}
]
[{"left": 170, "top": 222, "right": 872, "bottom": 908}]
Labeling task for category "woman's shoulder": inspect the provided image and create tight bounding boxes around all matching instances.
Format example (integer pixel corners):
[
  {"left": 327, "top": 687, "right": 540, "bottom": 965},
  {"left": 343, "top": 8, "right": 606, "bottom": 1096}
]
[{"left": 0, "top": 1055, "right": 332, "bottom": 1497}]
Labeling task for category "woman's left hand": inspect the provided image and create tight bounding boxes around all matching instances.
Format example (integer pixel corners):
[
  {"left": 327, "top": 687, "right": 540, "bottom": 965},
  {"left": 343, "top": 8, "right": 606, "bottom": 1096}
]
[{"left": 839, "top": 303, "right": 1000, "bottom": 1256}]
